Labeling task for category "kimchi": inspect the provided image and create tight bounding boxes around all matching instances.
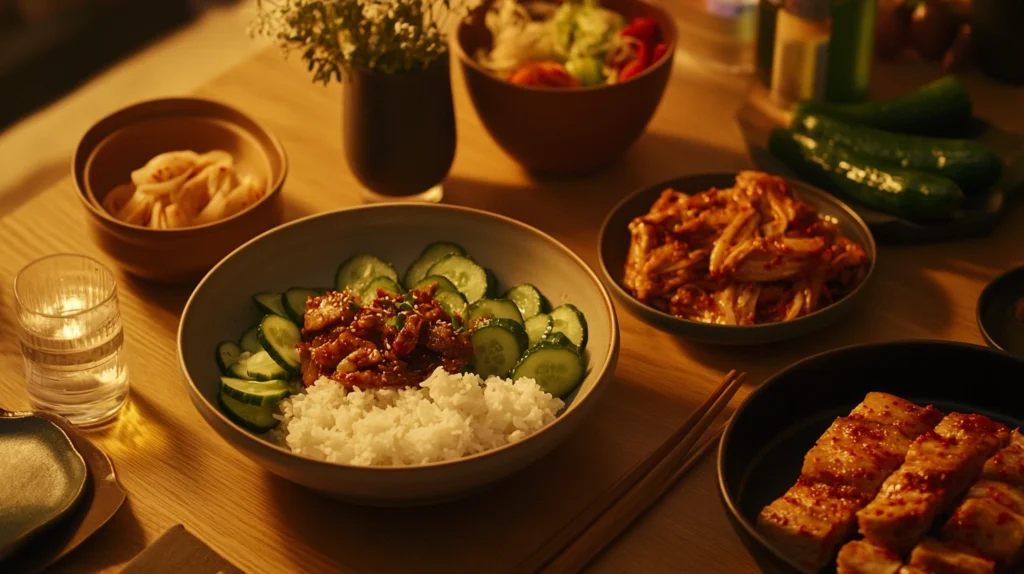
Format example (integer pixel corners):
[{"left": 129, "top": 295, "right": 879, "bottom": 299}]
[{"left": 623, "top": 171, "right": 870, "bottom": 325}]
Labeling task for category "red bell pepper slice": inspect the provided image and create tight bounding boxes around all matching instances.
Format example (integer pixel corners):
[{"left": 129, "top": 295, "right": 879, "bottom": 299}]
[
  {"left": 618, "top": 41, "right": 649, "bottom": 82},
  {"left": 620, "top": 17, "right": 658, "bottom": 48},
  {"left": 651, "top": 42, "right": 668, "bottom": 64}
]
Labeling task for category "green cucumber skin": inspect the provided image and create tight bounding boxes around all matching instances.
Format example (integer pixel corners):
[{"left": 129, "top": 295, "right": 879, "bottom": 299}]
[
  {"left": 792, "top": 76, "right": 972, "bottom": 137},
  {"left": 769, "top": 129, "right": 963, "bottom": 222},
  {"left": 792, "top": 113, "right": 1002, "bottom": 193}
]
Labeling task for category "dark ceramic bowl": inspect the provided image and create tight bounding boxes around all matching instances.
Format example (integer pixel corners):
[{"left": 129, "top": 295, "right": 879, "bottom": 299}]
[
  {"left": 454, "top": 0, "right": 676, "bottom": 175},
  {"left": 977, "top": 265, "right": 1024, "bottom": 358},
  {"left": 717, "top": 341, "right": 1024, "bottom": 574},
  {"left": 598, "top": 173, "right": 876, "bottom": 345}
]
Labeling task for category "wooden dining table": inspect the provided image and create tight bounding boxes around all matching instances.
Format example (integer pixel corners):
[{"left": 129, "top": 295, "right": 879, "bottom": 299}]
[{"left": 2, "top": 38, "right": 1024, "bottom": 574}]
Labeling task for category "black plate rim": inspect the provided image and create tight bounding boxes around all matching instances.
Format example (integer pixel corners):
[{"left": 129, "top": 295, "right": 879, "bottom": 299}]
[
  {"left": 596, "top": 171, "right": 877, "bottom": 338},
  {"left": 715, "top": 339, "right": 1024, "bottom": 573},
  {"left": 976, "top": 265, "right": 1024, "bottom": 354}
]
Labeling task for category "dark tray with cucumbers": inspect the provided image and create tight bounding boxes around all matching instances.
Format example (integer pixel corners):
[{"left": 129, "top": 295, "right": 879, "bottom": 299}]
[
  {"left": 213, "top": 241, "right": 590, "bottom": 433},
  {"left": 740, "top": 76, "right": 1024, "bottom": 244}
]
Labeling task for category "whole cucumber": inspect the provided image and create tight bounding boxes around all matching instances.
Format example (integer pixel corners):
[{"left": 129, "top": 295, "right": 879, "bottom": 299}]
[
  {"left": 768, "top": 128, "right": 964, "bottom": 222},
  {"left": 792, "top": 112, "right": 1003, "bottom": 193},
  {"left": 792, "top": 76, "right": 972, "bottom": 137}
]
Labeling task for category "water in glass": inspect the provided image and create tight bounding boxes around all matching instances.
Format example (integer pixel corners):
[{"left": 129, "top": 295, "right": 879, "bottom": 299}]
[{"left": 14, "top": 254, "right": 129, "bottom": 426}]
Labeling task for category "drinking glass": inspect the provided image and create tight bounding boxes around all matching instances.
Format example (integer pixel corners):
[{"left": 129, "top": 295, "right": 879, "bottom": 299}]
[{"left": 14, "top": 254, "right": 130, "bottom": 426}]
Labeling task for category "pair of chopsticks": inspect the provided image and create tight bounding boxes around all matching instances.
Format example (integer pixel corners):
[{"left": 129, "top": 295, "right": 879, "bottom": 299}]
[{"left": 519, "top": 370, "right": 748, "bottom": 574}]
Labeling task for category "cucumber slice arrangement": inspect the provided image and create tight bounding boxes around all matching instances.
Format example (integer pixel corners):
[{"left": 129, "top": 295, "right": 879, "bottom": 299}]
[
  {"left": 239, "top": 325, "right": 262, "bottom": 354},
  {"left": 253, "top": 292, "right": 287, "bottom": 318},
  {"left": 216, "top": 341, "right": 243, "bottom": 373},
  {"left": 403, "top": 242, "right": 465, "bottom": 289},
  {"left": 413, "top": 274, "right": 459, "bottom": 293},
  {"left": 220, "top": 377, "right": 291, "bottom": 406},
  {"left": 550, "top": 304, "right": 588, "bottom": 351},
  {"left": 505, "top": 284, "right": 550, "bottom": 319},
  {"left": 361, "top": 276, "right": 404, "bottom": 302},
  {"left": 258, "top": 314, "right": 302, "bottom": 375},
  {"left": 282, "top": 288, "right": 320, "bottom": 324},
  {"left": 426, "top": 254, "right": 492, "bottom": 303},
  {"left": 512, "top": 343, "right": 585, "bottom": 398},
  {"left": 470, "top": 319, "right": 528, "bottom": 378},
  {"left": 525, "top": 314, "right": 553, "bottom": 348},
  {"left": 218, "top": 242, "right": 592, "bottom": 433},
  {"left": 467, "top": 298, "right": 524, "bottom": 326},
  {"left": 218, "top": 391, "right": 280, "bottom": 432},
  {"left": 335, "top": 254, "right": 397, "bottom": 292}
]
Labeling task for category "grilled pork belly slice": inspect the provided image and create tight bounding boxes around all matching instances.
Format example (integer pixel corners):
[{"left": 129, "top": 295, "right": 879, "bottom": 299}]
[
  {"left": 857, "top": 414, "right": 1010, "bottom": 553},
  {"left": 849, "top": 392, "right": 944, "bottom": 440},
  {"left": 757, "top": 481, "right": 869, "bottom": 572},
  {"left": 982, "top": 431, "right": 1024, "bottom": 489},
  {"left": 942, "top": 496, "right": 1024, "bottom": 565},
  {"left": 836, "top": 540, "right": 902, "bottom": 574},
  {"left": 896, "top": 567, "right": 928, "bottom": 574},
  {"left": 964, "top": 480, "right": 1024, "bottom": 516},
  {"left": 802, "top": 417, "right": 913, "bottom": 494},
  {"left": 907, "top": 538, "right": 997, "bottom": 574}
]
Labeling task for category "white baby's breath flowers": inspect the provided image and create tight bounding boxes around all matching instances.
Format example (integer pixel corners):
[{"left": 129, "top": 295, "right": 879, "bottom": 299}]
[{"left": 253, "top": 0, "right": 470, "bottom": 84}]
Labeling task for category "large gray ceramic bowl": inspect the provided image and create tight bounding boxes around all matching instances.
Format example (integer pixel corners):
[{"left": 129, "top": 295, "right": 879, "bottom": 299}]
[
  {"left": 598, "top": 173, "right": 876, "bottom": 345},
  {"left": 178, "top": 204, "right": 619, "bottom": 506}
]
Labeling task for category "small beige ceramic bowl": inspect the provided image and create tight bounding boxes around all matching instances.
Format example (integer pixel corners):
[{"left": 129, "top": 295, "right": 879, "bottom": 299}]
[
  {"left": 73, "top": 98, "right": 287, "bottom": 284},
  {"left": 178, "top": 204, "right": 620, "bottom": 506}
]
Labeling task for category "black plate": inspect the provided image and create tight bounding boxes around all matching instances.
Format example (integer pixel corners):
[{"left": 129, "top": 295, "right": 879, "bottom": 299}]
[
  {"left": 597, "top": 172, "right": 876, "bottom": 345},
  {"left": 736, "top": 88, "right": 1024, "bottom": 245},
  {"left": 978, "top": 265, "right": 1024, "bottom": 359},
  {"left": 717, "top": 341, "right": 1024, "bottom": 574}
]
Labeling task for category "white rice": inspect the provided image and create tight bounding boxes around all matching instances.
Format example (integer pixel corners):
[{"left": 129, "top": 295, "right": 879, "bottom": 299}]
[{"left": 273, "top": 367, "right": 565, "bottom": 466}]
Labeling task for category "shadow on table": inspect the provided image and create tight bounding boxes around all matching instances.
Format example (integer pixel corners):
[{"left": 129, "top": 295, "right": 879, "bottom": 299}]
[
  {"left": 260, "top": 375, "right": 705, "bottom": 574},
  {"left": 48, "top": 498, "right": 146, "bottom": 574},
  {"left": 0, "top": 160, "right": 71, "bottom": 217}
]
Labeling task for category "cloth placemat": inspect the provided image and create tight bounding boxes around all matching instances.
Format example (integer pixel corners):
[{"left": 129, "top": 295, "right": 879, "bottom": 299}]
[{"left": 121, "top": 525, "right": 244, "bottom": 574}]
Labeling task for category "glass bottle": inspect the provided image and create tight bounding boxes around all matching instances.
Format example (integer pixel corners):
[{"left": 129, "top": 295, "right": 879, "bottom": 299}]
[{"left": 769, "top": 0, "right": 832, "bottom": 107}]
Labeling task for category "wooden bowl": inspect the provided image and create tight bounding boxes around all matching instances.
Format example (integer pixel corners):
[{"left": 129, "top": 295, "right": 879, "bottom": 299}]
[
  {"left": 72, "top": 98, "right": 287, "bottom": 284},
  {"left": 598, "top": 173, "right": 877, "bottom": 345},
  {"left": 178, "top": 204, "right": 620, "bottom": 506},
  {"left": 454, "top": 0, "right": 677, "bottom": 175}
]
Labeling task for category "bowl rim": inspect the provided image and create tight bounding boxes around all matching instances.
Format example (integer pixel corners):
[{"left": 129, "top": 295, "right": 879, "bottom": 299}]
[
  {"left": 177, "top": 202, "right": 620, "bottom": 472},
  {"left": 976, "top": 264, "right": 1024, "bottom": 354},
  {"left": 715, "top": 339, "right": 1024, "bottom": 573},
  {"left": 72, "top": 96, "right": 289, "bottom": 234},
  {"left": 453, "top": 0, "right": 678, "bottom": 94},
  {"left": 596, "top": 172, "right": 878, "bottom": 335}
]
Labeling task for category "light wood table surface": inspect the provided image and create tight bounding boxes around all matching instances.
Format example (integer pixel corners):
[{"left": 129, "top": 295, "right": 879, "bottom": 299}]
[{"left": 1, "top": 45, "right": 1023, "bottom": 574}]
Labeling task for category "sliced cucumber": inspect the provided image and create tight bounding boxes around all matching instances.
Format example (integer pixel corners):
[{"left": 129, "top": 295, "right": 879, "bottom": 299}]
[
  {"left": 220, "top": 376, "right": 291, "bottom": 406},
  {"left": 335, "top": 254, "right": 397, "bottom": 292},
  {"left": 242, "top": 350, "right": 288, "bottom": 381},
  {"left": 253, "top": 292, "right": 287, "bottom": 318},
  {"left": 525, "top": 314, "right": 553, "bottom": 348},
  {"left": 550, "top": 304, "right": 588, "bottom": 351},
  {"left": 282, "top": 287, "right": 320, "bottom": 324},
  {"left": 258, "top": 314, "right": 302, "bottom": 375},
  {"left": 512, "top": 343, "right": 585, "bottom": 398},
  {"left": 504, "top": 284, "right": 550, "bottom": 319},
  {"left": 218, "top": 391, "right": 279, "bottom": 433},
  {"left": 413, "top": 274, "right": 459, "bottom": 293},
  {"left": 467, "top": 298, "right": 524, "bottom": 327},
  {"left": 216, "top": 341, "right": 243, "bottom": 373},
  {"left": 543, "top": 332, "right": 576, "bottom": 349},
  {"left": 228, "top": 360, "right": 250, "bottom": 379},
  {"left": 403, "top": 242, "right": 466, "bottom": 289},
  {"left": 470, "top": 318, "right": 528, "bottom": 379},
  {"left": 239, "top": 325, "right": 262, "bottom": 354},
  {"left": 434, "top": 290, "right": 468, "bottom": 327},
  {"left": 361, "top": 276, "right": 404, "bottom": 303},
  {"left": 427, "top": 254, "right": 492, "bottom": 303}
]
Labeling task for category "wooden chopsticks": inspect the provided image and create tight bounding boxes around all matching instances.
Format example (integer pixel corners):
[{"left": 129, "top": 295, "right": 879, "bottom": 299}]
[{"left": 518, "top": 370, "right": 747, "bottom": 574}]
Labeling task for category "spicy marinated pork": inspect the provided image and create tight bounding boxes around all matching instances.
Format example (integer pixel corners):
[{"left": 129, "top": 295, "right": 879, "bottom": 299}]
[
  {"left": 623, "top": 171, "right": 870, "bottom": 325},
  {"left": 299, "top": 284, "right": 473, "bottom": 389},
  {"left": 757, "top": 393, "right": 942, "bottom": 572}
]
